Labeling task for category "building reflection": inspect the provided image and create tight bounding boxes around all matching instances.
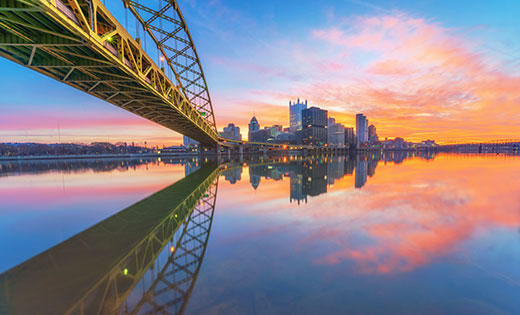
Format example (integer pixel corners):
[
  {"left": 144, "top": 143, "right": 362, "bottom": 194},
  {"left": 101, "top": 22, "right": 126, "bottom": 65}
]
[
  {"left": 0, "top": 163, "right": 220, "bottom": 315},
  {"left": 221, "top": 166, "right": 242, "bottom": 184},
  {"left": 327, "top": 156, "right": 345, "bottom": 186},
  {"left": 290, "top": 173, "right": 307, "bottom": 205},
  {"left": 245, "top": 151, "right": 438, "bottom": 202},
  {"left": 355, "top": 159, "right": 368, "bottom": 188},
  {"left": 184, "top": 158, "right": 201, "bottom": 176},
  {"left": 302, "top": 159, "right": 327, "bottom": 196},
  {"left": 249, "top": 166, "right": 261, "bottom": 190}
]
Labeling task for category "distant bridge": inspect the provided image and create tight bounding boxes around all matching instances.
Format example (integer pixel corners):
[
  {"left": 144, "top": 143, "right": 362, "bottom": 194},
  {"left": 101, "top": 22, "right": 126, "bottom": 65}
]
[
  {"left": 439, "top": 139, "right": 520, "bottom": 154},
  {"left": 439, "top": 139, "right": 520, "bottom": 146}
]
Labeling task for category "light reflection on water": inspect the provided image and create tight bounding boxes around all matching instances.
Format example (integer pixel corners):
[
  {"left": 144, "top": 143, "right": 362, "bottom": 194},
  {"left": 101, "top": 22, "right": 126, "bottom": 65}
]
[{"left": 1, "top": 153, "right": 519, "bottom": 314}]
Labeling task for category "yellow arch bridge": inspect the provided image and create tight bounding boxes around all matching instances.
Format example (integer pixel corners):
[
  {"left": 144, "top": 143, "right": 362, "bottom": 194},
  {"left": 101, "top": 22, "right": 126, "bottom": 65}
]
[
  {"left": 0, "top": 0, "right": 218, "bottom": 146},
  {"left": 0, "top": 0, "right": 352, "bottom": 153}
]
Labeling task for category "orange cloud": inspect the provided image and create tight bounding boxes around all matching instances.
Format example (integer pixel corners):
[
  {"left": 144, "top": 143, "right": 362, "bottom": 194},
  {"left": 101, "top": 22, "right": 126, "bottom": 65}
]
[
  {"left": 308, "top": 14, "right": 520, "bottom": 142},
  {"left": 215, "top": 12, "right": 520, "bottom": 143}
]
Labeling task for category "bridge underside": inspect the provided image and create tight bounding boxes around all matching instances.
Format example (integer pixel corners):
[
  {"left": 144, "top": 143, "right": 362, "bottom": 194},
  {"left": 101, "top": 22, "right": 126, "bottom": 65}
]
[{"left": 0, "top": 0, "right": 218, "bottom": 145}]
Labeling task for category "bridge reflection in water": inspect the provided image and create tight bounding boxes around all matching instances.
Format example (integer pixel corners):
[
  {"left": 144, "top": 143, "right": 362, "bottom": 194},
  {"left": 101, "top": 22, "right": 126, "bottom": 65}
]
[{"left": 0, "top": 163, "right": 219, "bottom": 315}]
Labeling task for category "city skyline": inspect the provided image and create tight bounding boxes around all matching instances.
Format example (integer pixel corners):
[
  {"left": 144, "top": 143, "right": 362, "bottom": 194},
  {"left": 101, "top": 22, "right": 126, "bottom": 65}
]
[
  {"left": 229, "top": 102, "right": 416, "bottom": 148},
  {"left": 1, "top": 2, "right": 519, "bottom": 313},
  {"left": 1, "top": 0, "right": 520, "bottom": 146}
]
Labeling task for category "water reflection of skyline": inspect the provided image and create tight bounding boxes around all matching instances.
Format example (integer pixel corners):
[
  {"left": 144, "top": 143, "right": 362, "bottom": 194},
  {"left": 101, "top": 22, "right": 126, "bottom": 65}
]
[{"left": 221, "top": 151, "right": 438, "bottom": 202}]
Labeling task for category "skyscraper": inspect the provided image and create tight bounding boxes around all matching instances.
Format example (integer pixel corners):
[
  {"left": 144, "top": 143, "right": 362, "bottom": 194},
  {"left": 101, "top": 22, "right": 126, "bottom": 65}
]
[
  {"left": 289, "top": 98, "right": 307, "bottom": 133},
  {"left": 327, "top": 117, "right": 345, "bottom": 148},
  {"left": 356, "top": 114, "right": 368, "bottom": 144},
  {"left": 248, "top": 116, "right": 260, "bottom": 141},
  {"left": 344, "top": 127, "right": 356, "bottom": 148},
  {"left": 221, "top": 123, "right": 242, "bottom": 141},
  {"left": 368, "top": 124, "right": 378, "bottom": 143},
  {"left": 302, "top": 106, "right": 328, "bottom": 146}
]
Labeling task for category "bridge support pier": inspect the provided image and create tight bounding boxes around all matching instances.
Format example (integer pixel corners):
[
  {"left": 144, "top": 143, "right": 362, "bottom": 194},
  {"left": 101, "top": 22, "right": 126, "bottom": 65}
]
[{"left": 239, "top": 145, "right": 244, "bottom": 162}]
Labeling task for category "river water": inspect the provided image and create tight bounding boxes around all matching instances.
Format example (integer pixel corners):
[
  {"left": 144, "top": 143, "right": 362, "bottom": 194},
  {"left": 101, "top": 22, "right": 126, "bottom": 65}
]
[{"left": 0, "top": 153, "right": 519, "bottom": 314}]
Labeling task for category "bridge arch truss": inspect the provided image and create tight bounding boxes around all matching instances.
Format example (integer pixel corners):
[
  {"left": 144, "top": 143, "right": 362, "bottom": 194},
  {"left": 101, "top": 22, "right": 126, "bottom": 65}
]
[
  {"left": 124, "top": 0, "right": 217, "bottom": 133},
  {"left": 0, "top": 0, "right": 218, "bottom": 145}
]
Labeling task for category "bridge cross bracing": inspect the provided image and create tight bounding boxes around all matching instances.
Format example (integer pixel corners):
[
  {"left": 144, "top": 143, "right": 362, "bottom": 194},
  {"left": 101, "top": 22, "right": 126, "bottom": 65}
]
[{"left": 0, "top": 0, "right": 218, "bottom": 145}]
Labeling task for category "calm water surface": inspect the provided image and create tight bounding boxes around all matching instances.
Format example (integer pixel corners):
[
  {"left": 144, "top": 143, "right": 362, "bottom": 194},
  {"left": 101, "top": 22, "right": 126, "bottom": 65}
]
[{"left": 1, "top": 153, "right": 519, "bottom": 314}]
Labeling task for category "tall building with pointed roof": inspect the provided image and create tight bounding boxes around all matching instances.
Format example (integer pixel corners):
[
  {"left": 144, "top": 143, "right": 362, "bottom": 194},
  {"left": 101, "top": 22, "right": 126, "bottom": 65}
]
[{"left": 248, "top": 116, "right": 260, "bottom": 141}]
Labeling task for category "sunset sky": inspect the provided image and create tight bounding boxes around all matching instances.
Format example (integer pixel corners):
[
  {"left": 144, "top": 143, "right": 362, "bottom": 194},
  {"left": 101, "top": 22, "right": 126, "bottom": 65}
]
[{"left": 1, "top": 0, "right": 519, "bottom": 146}]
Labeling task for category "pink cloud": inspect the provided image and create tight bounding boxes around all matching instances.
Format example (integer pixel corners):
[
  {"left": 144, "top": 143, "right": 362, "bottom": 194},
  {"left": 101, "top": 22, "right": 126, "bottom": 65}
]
[{"left": 215, "top": 12, "right": 520, "bottom": 143}]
